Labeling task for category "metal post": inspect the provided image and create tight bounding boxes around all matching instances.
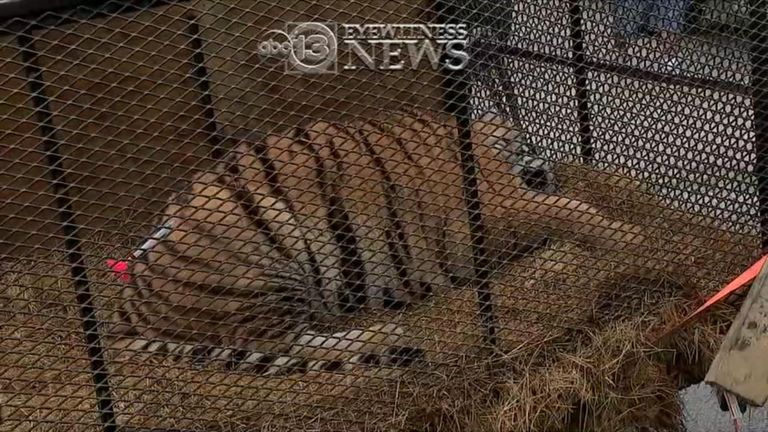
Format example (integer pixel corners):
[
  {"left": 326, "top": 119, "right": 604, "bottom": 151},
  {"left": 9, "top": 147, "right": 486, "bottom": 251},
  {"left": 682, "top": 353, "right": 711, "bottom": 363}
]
[
  {"left": 568, "top": 0, "right": 594, "bottom": 164},
  {"left": 16, "top": 29, "right": 118, "bottom": 432},
  {"left": 750, "top": 0, "right": 768, "bottom": 252},
  {"left": 496, "top": 62, "right": 525, "bottom": 125},
  {"left": 185, "top": 16, "right": 224, "bottom": 160},
  {"left": 435, "top": 0, "right": 498, "bottom": 348}
]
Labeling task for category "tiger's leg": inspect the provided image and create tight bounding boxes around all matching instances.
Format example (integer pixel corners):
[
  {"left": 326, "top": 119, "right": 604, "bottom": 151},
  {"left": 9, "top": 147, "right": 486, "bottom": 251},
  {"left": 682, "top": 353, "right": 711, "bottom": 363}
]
[
  {"left": 499, "top": 190, "right": 686, "bottom": 278},
  {"left": 256, "top": 323, "right": 423, "bottom": 375},
  {"left": 108, "top": 321, "right": 422, "bottom": 375},
  {"left": 500, "top": 190, "right": 646, "bottom": 251},
  {"left": 105, "top": 321, "right": 238, "bottom": 368}
]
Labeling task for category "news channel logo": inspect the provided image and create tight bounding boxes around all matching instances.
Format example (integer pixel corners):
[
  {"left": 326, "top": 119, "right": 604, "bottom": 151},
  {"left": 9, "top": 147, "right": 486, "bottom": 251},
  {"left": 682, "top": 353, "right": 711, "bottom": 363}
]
[{"left": 255, "top": 22, "right": 469, "bottom": 74}]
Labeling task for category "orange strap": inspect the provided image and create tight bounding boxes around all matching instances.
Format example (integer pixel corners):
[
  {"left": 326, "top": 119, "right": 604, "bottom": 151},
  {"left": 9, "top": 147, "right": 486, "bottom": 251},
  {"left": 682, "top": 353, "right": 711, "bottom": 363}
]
[
  {"left": 652, "top": 254, "right": 766, "bottom": 428},
  {"left": 659, "top": 254, "right": 768, "bottom": 338}
]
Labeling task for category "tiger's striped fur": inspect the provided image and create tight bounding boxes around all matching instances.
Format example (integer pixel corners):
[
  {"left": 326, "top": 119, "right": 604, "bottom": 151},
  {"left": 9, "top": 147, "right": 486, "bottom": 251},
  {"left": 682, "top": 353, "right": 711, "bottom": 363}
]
[{"left": 106, "top": 109, "right": 645, "bottom": 375}]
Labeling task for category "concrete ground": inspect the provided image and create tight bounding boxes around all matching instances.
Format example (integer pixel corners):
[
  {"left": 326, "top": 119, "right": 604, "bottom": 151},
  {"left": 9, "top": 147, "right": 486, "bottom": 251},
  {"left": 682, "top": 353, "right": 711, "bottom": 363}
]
[{"left": 681, "top": 384, "right": 768, "bottom": 431}]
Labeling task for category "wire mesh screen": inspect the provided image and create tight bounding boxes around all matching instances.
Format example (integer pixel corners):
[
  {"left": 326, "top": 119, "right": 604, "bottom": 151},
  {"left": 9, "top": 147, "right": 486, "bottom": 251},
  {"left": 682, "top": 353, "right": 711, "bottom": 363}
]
[{"left": 0, "top": 0, "right": 766, "bottom": 431}]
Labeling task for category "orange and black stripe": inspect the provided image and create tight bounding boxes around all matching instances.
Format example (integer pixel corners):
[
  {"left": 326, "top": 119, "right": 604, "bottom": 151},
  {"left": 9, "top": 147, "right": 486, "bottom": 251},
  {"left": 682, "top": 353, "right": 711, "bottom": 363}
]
[
  {"left": 295, "top": 123, "right": 368, "bottom": 313},
  {"left": 248, "top": 138, "right": 325, "bottom": 306},
  {"left": 218, "top": 162, "right": 296, "bottom": 265},
  {"left": 347, "top": 123, "right": 413, "bottom": 309}
]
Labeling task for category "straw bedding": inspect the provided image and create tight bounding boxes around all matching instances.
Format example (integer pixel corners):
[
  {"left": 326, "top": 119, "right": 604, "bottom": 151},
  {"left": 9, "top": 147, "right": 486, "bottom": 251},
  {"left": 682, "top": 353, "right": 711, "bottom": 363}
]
[{"left": 0, "top": 162, "right": 759, "bottom": 432}]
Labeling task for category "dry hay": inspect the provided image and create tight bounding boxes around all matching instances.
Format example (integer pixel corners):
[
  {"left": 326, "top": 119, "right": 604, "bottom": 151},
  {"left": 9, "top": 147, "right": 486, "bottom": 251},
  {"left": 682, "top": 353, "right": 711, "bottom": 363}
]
[{"left": 0, "top": 162, "right": 760, "bottom": 432}]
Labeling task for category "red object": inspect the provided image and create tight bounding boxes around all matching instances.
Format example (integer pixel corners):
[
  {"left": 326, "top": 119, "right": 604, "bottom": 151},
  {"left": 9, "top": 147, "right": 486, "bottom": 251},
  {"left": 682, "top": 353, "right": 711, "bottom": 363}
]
[
  {"left": 105, "top": 258, "right": 133, "bottom": 283},
  {"left": 659, "top": 254, "right": 768, "bottom": 340},
  {"left": 680, "top": 255, "right": 767, "bottom": 328}
]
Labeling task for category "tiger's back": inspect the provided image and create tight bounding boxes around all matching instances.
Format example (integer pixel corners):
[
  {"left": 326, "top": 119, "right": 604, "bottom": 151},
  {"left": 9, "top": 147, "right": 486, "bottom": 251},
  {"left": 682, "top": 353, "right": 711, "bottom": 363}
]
[{"left": 106, "top": 108, "right": 573, "bottom": 375}]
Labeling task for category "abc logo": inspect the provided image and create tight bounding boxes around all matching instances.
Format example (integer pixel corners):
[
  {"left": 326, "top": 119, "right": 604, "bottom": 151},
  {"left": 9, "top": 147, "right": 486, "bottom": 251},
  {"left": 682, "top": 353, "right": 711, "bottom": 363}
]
[
  {"left": 257, "top": 31, "right": 293, "bottom": 58},
  {"left": 257, "top": 23, "right": 338, "bottom": 74}
]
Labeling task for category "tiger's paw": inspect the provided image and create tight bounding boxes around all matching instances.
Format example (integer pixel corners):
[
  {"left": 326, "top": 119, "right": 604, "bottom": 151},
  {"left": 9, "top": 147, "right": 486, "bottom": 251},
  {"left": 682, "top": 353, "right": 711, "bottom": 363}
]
[{"left": 591, "top": 221, "right": 647, "bottom": 252}]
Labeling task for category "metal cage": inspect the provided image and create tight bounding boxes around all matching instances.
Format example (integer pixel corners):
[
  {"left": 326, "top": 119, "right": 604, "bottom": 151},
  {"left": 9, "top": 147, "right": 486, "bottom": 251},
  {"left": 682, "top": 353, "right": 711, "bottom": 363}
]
[{"left": 0, "top": 0, "right": 766, "bottom": 430}]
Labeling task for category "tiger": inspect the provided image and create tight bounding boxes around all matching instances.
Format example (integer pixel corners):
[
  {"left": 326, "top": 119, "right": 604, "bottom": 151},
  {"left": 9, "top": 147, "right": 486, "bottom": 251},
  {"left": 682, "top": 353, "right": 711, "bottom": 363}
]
[{"left": 104, "top": 108, "right": 646, "bottom": 376}]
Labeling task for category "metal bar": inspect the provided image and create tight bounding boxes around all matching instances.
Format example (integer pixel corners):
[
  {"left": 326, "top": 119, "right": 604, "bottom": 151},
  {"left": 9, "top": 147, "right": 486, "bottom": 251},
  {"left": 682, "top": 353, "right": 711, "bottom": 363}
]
[
  {"left": 749, "top": 0, "right": 768, "bottom": 251},
  {"left": 455, "top": 102, "right": 499, "bottom": 348},
  {"left": 185, "top": 16, "right": 224, "bottom": 160},
  {"left": 16, "top": 29, "right": 118, "bottom": 432},
  {"left": 471, "top": 43, "right": 524, "bottom": 123},
  {"left": 496, "top": 61, "right": 524, "bottom": 125},
  {"left": 568, "top": 0, "right": 593, "bottom": 163},
  {"left": 435, "top": 0, "right": 498, "bottom": 348},
  {"left": 471, "top": 41, "right": 751, "bottom": 96}
]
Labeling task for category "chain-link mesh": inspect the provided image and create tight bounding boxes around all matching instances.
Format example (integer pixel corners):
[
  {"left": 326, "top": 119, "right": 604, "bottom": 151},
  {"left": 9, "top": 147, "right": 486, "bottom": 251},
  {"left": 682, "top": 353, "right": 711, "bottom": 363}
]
[{"left": 0, "top": 0, "right": 765, "bottom": 431}]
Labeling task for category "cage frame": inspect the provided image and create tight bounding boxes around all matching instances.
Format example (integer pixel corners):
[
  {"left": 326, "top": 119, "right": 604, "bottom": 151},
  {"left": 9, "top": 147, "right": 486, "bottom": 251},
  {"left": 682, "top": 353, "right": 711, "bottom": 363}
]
[{"left": 2, "top": 0, "right": 767, "bottom": 431}]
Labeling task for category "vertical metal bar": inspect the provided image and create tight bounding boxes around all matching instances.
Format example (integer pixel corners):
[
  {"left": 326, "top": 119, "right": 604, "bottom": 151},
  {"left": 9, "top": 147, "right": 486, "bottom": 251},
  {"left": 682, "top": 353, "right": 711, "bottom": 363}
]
[
  {"left": 185, "top": 16, "right": 223, "bottom": 160},
  {"left": 497, "top": 60, "right": 524, "bottom": 125},
  {"left": 455, "top": 105, "right": 499, "bottom": 349},
  {"left": 435, "top": 0, "right": 498, "bottom": 348},
  {"left": 750, "top": 0, "right": 768, "bottom": 252},
  {"left": 16, "top": 29, "right": 118, "bottom": 432},
  {"left": 568, "top": 0, "right": 594, "bottom": 164}
]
